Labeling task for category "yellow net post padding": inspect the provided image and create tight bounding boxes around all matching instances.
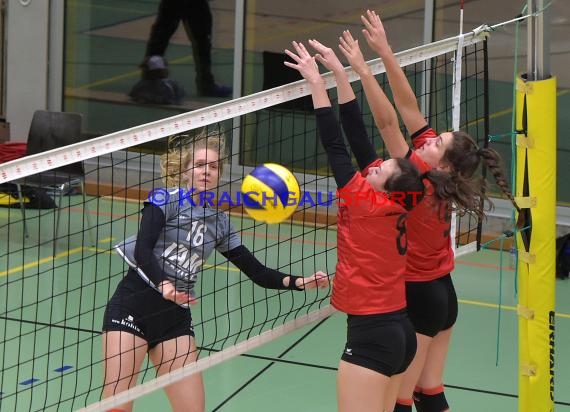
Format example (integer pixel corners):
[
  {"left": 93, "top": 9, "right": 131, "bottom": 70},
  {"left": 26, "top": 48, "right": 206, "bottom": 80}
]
[{"left": 515, "top": 75, "right": 557, "bottom": 412}]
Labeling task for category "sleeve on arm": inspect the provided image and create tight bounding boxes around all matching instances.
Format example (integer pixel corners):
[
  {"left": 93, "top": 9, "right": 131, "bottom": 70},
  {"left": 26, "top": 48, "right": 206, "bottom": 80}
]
[
  {"left": 315, "top": 107, "right": 356, "bottom": 188},
  {"left": 134, "top": 203, "right": 167, "bottom": 285},
  {"left": 410, "top": 125, "right": 437, "bottom": 149},
  {"left": 221, "top": 245, "right": 303, "bottom": 290},
  {"left": 215, "top": 217, "right": 242, "bottom": 253},
  {"left": 339, "top": 99, "right": 378, "bottom": 170}
]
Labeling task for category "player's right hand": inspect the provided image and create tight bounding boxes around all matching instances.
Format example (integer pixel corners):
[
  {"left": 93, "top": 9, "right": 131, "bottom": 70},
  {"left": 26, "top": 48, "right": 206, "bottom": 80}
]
[{"left": 159, "top": 280, "right": 198, "bottom": 305}]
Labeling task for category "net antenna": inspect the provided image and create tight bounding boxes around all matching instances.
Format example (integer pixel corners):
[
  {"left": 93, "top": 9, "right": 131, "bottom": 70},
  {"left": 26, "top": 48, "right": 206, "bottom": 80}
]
[{"left": 450, "top": 0, "right": 473, "bottom": 256}]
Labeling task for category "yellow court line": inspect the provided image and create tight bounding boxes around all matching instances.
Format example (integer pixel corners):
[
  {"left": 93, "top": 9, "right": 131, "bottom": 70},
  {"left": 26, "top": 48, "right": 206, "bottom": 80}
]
[
  {"left": 204, "top": 262, "right": 241, "bottom": 273},
  {"left": 0, "top": 246, "right": 118, "bottom": 277},
  {"left": 459, "top": 298, "right": 516, "bottom": 311},
  {"left": 85, "top": 247, "right": 114, "bottom": 254},
  {"left": 98, "top": 237, "right": 116, "bottom": 244},
  {"left": 0, "top": 246, "right": 85, "bottom": 277},
  {"left": 0, "top": 246, "right": 234, "bottom": 278},
  {"left": 459, "top": 298, "right": 570, "bottom": 319}
]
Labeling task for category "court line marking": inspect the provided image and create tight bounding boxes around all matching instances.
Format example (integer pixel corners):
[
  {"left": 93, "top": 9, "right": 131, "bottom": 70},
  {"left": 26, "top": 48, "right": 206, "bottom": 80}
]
[
  {"left": 459, "top": 298, "right": 570, "bottom": 320},
  {"left": 0, "top": 247, "right": 85, "bottom": 277}
]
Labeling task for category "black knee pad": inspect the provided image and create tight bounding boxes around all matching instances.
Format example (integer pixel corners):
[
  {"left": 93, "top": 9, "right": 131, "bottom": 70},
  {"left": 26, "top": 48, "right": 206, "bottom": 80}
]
[
  {"left": 412, "top": 390, "right": 425, "bottom": 412},
  {"left": 393, "top": 402, "right": 412, "bottom": 412},
  {"left": 414, "top": 391, "right": 449, "bottom": 412}
]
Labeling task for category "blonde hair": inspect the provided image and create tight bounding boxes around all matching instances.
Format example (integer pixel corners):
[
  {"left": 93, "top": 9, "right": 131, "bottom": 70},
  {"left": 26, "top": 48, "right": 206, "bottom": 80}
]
[{"left": 160, "top": 131, "right": 228, "bottom": 188}]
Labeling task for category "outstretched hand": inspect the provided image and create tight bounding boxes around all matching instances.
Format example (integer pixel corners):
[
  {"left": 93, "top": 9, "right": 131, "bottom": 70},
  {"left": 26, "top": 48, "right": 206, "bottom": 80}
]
[
  {"left": 298, "top": 271, "right": 330, "bottom": 290},
  {"left": 284, "top": 41, "right": 322, "bottom": 84},
  {"left": 338, "top": 30, "right": 370, "bottom": 76},
  {"left": 308, "top": 39, "right": 345, "bottom": 75},
  {"left": 361, "top": 10, "right": 390, "bottom": 55}
]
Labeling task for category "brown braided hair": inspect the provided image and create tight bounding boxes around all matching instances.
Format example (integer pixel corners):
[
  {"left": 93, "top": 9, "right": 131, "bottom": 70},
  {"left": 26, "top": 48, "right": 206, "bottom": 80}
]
[
  {"left": 422, "top": 169, "right": 487, "bottom": 219},
  {"left": 441, "top": 131, "right": 521, "bottom": 222},
  {"left": 384, "top": 158, "right": 486, "bottom": 217}
]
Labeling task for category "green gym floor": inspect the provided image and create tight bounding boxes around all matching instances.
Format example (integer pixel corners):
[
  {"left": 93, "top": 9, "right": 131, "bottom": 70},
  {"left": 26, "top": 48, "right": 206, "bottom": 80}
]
[{"left": 0, "top": 195, "right": 569, "bottom": 412}]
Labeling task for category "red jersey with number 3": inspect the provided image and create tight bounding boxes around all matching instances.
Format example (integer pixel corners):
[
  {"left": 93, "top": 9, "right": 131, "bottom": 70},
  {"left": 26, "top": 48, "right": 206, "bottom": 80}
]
[
  {"left": 405, "top": 126, "right": 454, "bottom": 282},
  {"left": 331, "top": 160, "right": 408, "bottom": 315}
]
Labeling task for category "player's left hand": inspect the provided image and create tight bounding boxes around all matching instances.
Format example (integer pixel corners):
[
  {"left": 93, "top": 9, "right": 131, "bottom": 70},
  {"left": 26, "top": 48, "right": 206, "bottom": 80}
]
[{"left": 298, "top": 271, "right": 330, "bottom": 289}]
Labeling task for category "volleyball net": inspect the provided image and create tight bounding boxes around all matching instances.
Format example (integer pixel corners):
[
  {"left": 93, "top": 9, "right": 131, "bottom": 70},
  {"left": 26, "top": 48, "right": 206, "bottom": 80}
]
[{"left": 0, "top": 28, "right": 489, "bottom": 411}]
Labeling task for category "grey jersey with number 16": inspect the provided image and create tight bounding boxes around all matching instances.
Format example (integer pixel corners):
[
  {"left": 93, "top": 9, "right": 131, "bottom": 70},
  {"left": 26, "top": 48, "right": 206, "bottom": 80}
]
[{"left": 115, "top": 188, "right": 241, "bottom": 297}]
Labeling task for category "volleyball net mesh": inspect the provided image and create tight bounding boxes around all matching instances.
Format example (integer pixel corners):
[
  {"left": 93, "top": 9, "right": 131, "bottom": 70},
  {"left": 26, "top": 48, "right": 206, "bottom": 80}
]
[{"left": 0, "top": 31, "right": 489, "bottom": 411}]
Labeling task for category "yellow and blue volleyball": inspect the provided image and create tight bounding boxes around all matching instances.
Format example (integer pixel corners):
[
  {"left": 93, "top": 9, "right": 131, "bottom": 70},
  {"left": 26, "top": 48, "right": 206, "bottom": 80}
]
[{"left": 241, "top": 163, "right": 301, "bottom": 224}]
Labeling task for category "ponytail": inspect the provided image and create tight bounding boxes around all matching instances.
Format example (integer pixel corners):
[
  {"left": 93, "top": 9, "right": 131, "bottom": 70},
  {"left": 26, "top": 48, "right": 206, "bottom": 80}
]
[
  {"left": 442, "top": 131, "right": 520, "bottom": 225},
  {"left": 422, "top": 169, "right": 488, "bottom": 220},
  {"left": 478, "top": 147, "right": 523, "bottom": 228}
]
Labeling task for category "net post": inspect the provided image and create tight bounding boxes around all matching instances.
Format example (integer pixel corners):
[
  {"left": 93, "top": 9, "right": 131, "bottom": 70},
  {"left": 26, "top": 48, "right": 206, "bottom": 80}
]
[{"left": 515, "top": 75, "right": 556, "bottom": 412}]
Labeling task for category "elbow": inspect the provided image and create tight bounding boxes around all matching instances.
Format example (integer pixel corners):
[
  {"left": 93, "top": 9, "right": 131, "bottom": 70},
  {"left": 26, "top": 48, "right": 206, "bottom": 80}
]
[
  {"left": 134, "top": 244, "right": 152, "bottom": 266},
  {"left": 379, "top": 120, "right": 399, "bottom": 136}
]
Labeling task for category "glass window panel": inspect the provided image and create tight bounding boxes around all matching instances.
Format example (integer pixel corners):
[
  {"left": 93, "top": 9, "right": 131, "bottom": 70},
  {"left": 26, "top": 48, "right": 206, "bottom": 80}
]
[
  {"left": 64, "top": 0, "right": 235, "bottom": 153},
  {"left": 240, "top": 0, "right": 427, "bottom": 170}
]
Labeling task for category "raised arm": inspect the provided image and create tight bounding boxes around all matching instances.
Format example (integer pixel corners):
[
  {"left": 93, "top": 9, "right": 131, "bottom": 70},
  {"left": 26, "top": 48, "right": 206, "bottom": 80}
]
[
  {"left": 361, "top": 9, "right": 427, "bottom": 135},
  {"left": 338, "top": 30, "right": 409, "bottom": 159},
  {"left": 284, "top": 41, "right": 356, "bottom": 188},
  {"left": 308, "top": 39, "right": 354, "bottom": 104},
  {"left": 308, "top": 38, "right": 377, "bottom": 170},
  {"left": 284, "top": 41, "right": 330, "bottom": 109}
]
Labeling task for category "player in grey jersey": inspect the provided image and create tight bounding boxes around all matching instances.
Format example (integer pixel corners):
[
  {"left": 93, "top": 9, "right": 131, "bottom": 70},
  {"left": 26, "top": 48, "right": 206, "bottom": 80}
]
[
  {"left": 102, "top": 132, "right": 329, "bottom": 412},
  {"left": 115, "top": 191, "right": 242, "bottom": 302}
]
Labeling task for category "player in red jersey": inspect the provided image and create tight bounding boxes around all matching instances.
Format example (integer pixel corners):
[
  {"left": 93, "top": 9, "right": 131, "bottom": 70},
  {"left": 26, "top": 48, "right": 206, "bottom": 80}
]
[
  {"left": 346, "top": 11, "right": 518, "bottom": 412},
  {"left": 284, "top": 39, "right": 476, "bottom": 412}
]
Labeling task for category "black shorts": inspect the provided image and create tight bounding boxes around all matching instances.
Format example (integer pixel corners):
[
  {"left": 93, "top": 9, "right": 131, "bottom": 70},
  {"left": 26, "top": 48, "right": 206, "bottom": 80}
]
[
  {"left": 341, "top": 309, "right": 417, "bottom": 377},
  {"left": 102, "top": 269, "right": 195, "bottom": 350},
  {"left": 405, "top": 274, "right": 458, "bottom": 337}
]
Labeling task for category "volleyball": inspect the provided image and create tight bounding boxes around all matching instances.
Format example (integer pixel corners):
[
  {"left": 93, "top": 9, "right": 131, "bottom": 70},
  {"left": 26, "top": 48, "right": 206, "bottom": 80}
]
[{"left": 241, "top": 163, "right": 301, "bottom": 224}]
